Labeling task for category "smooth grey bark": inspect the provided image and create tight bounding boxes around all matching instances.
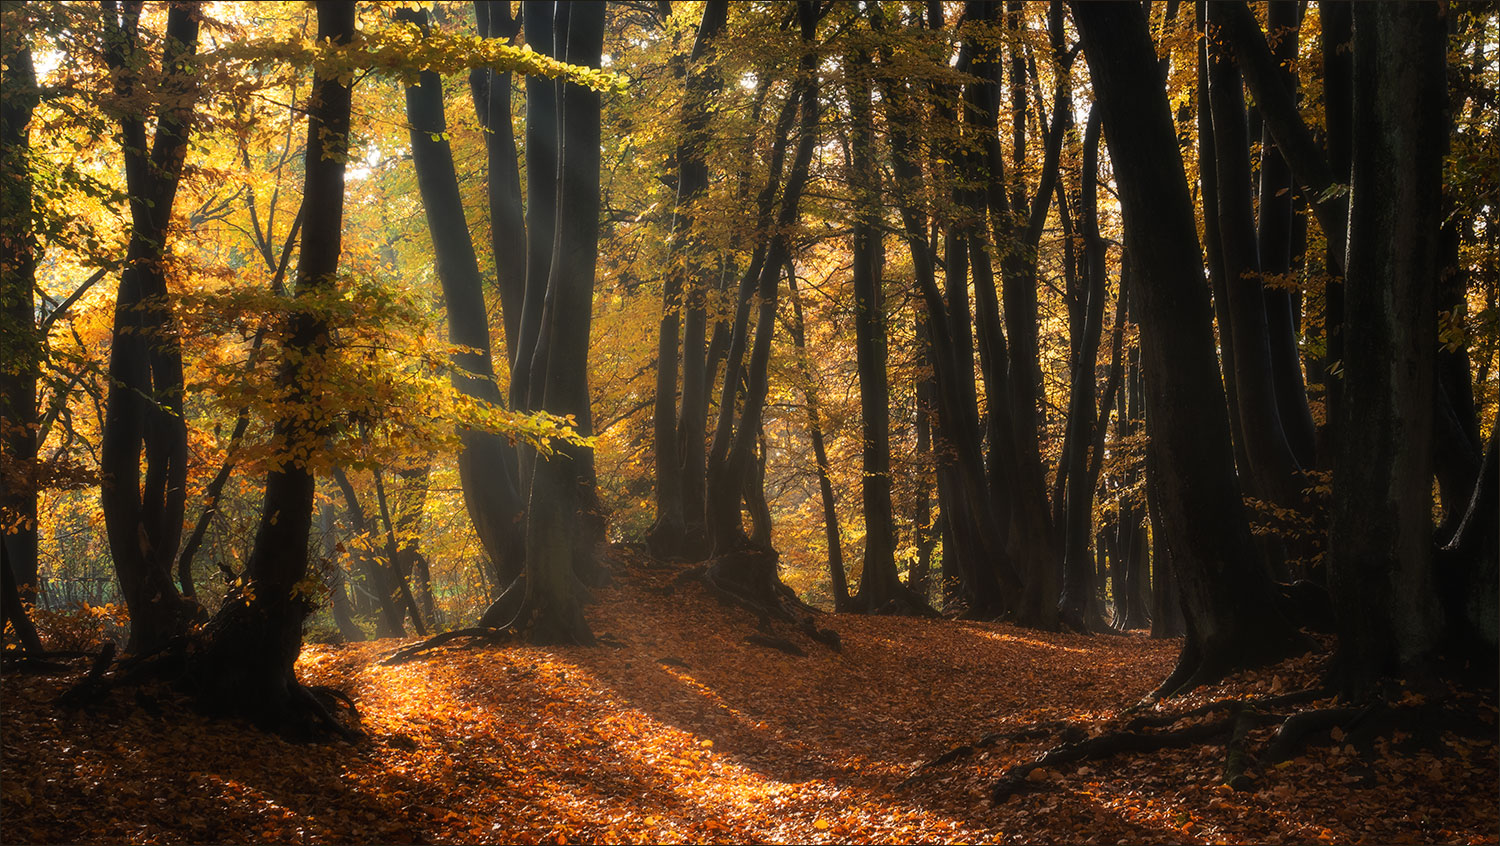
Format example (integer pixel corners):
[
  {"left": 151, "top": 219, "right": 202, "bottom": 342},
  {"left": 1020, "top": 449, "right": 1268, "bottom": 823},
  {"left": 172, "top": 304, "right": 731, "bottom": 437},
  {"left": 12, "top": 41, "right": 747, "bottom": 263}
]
[
  {"left": 511, "top": 0, "right": 561, "bottom": 413},
  {"left": 471, "top": 1, "right": 526, "bottom": 362},
  {"left": 521, "top": 0, "right": 605, "bottom": 644}
]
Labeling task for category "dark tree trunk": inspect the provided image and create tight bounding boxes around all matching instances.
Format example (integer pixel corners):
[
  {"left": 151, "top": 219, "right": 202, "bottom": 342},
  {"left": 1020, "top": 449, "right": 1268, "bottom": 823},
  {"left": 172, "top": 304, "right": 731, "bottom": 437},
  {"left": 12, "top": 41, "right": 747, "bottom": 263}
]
[
  {"left": 907, "top": 310, "right": 938, "bottom": 600},
  {"left": 846, "top": 26, "right": 918, "bottom": 615},
  {"left": 98, "top": 0, "right": 202, "bottom": 656},
  {"left": 989, "top": 1, "right": 1072, "bottom": 630},
  {"left": 318, "top": 502, "right": 365, "bottom": 643},
  {"left": 1218, "top": 1, "right": 1352, "bottom": 458},
  {"left": 648, "top": 0, "right": 728, "bottom": 561},
  {"left": 331, "top": 468, "right": 406, "bottom": 638},
  {"left": 511, "top": 0, "right": 561, "bottom": 413},
  {"left": 1433, "top": 220, "right": 1482, "bottom": 540},
  {"left": 189, "top": 0, "right": 355, "bottom": 734},
  {"left": 0, "top": 22, "right": 40, "bottom": 610},
  {"left": 2, "top": 541, "right": 42, "bottom": 653},
  {"left": 1146, "top": 445, "right": 1186, "bottom": 639},
  {"left": 1058, "top": 108, "right": 1112, "bottom": 633},
  {"left": 471, "top": 1, "right": 526, "bottom": 362},
  {"left": 400, "top": 6, "right": 527, "bottom": 584},
  {"left": 1255, "top": 1, "right": 1317, "bottom": 469},
  {"left": 177, "top": 211, "right": 303, "bottom": 598},
  {"left": 1195, "top": 5, "right": 1251, "bottom": 483},
  {"left": 1319, "top": 1, "right": 1352, "bottom": 452},
  {"left": 1440, "top": 419, "right": 1498, "bottom": 655},
  {"left": 1329, "top": 2, "right": 1447, "bottom": 695},
  {"left": 877, "top": 5, "right": 1013, "bottom": 616},
  {"left": 1074, "top": 0, "right": 1304, "bottom": 694},
  {"left": 785, "top": 268, "right": 848, "bottom": 611},
  {"left": 704, "top": 2, "right": 820, "bottom": 605},
  {"left": 519, "top": 0, "right": 605, "bottom": 644},
  {"left": 1206, "top": 2, "right": 1306, "bottom": 511}
]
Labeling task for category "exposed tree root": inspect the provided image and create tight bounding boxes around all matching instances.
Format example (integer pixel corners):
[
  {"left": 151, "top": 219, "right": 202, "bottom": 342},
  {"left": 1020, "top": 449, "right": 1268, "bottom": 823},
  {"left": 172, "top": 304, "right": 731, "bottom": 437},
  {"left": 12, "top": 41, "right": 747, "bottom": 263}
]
[
  {"left": 54, "top": 643, "right": 116, "bottom": 708},
  {"left": 381, "top": 626, "right": 512, "bottom": 666},
  {"left": 988, "top": 712, "right": 1243, "bottom": 802},
  {"left": 900, "top": 683, "right": 1495, "bottom": 805},
  {"left": 693, "top": 553, "right": 842, "bottom": 654}
]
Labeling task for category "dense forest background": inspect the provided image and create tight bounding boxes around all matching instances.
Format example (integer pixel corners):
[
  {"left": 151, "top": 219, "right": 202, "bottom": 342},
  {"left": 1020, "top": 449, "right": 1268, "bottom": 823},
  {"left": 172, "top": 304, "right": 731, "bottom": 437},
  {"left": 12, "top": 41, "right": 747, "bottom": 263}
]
[
  {"left": 1, "top": 0, "right": 1497, "bottom": 753},
  {"left": 3, "top": 1, "right": 1498, "bottom": 842}
]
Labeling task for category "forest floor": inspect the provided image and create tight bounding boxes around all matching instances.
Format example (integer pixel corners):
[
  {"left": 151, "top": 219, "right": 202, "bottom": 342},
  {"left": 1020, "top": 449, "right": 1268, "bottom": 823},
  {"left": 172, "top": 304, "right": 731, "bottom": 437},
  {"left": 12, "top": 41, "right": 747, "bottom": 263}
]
[{"left": 3, "top": 547, "right": 1496, "bottom": 845}]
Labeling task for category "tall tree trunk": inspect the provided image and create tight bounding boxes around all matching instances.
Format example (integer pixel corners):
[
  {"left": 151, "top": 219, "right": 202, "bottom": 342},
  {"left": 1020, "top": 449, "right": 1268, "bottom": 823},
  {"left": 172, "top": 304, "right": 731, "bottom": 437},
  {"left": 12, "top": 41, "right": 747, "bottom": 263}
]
[
  {"left": 1206, "top": 1, "right": 1306, "bottom": 511},
  {"left": 907, "top": 310, "right": 938, "bottom": 600},
  {"left": 98, "top": 1, "right": 203, "bottom": 655},
  {"left": 846, "top": 23, "right": 918, "bottom": 614},
  {"left": 1255, "top": 1, "right": 1317, "bottom": 469},
  {"left": 511, "top": 0, "right": 561, "bottom": 413},
  {"left": 190, "top": 0, "right": 355, "bottom": 733},
  {"left": 1058, "top": 108, "right": 1112, "bottom": 633},
  {"left": 1073, "top": 0, "right": 1304, "bottom": 694},
  {"left": 1329, "top": 2, "right": 1447, "bottom": 695},
  {"left": 471, "top": 1, "right": 526, "bottom": 361},
  {"left": 704, "top": 2, "right": 820, "bottom": 603},
  {"left": 990, "top": 1, "right": 1071, "bottom": 630},
  {"left": 785, "top": 267, "right": 848, "bottom": 611},
  {"left": 400, "top": 6, "right": 526, "bottom": 584},
  {"left": 0, "top": 16, "right": 40, "bottom": 610},
  {"left": 519, "top": 0, "right": 605, "bottom": 644},
  {"left": 648, "top": 0, "right": 729, "bottom": 561},
  {"left": 875, "top": 2, "right": 1014, "bottom": 616}
]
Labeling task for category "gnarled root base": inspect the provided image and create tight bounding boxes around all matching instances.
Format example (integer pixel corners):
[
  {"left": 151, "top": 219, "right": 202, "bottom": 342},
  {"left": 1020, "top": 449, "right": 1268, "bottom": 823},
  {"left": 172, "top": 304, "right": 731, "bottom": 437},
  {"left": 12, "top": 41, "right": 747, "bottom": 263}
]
[
  {"left": 382, "top": 568, "right": 597, "bottom": 666},
  {"left": 699, "top": 548, "right": 841, "bottom": 654},
  {"left": 900, "top": 685, "right": 1493, "bottom": 804},
  {"left": 55, "top": 595, "right": 362, "bottom": 743}
]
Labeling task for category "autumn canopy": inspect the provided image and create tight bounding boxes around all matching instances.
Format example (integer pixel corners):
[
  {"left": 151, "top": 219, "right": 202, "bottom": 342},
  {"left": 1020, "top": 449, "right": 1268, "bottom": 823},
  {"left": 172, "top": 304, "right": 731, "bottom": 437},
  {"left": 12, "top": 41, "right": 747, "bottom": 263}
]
[{"left": 1, "top": 1, "right": 1496, "bottom": 843}]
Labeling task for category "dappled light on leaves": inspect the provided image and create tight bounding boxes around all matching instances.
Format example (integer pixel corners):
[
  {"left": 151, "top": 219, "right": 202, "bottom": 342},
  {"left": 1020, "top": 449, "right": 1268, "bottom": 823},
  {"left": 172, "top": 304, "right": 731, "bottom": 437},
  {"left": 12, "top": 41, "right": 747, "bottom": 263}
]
[{"left": 6, "top": 556, "right": 1496, "bottom": 844}]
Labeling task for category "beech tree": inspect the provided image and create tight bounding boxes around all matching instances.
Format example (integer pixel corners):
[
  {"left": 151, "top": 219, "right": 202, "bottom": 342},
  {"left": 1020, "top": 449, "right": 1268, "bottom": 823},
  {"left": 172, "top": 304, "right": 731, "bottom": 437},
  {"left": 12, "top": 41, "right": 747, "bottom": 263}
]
[
  {"left": 1073, "top": 0, "right": 1304, "bottom": 693},
  {"left": 96, "top": 0, "right": 204, "bottom": 655},
  {"left": 188, "top": 0, "right": 357, "bottom": 732}
]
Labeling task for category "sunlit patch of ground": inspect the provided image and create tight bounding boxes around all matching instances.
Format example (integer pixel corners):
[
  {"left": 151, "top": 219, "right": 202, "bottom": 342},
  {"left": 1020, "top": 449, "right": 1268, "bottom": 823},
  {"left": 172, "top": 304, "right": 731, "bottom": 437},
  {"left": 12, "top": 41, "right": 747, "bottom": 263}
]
[{"left": 3, "top": 549, "right": 1496, "bottom": 844}]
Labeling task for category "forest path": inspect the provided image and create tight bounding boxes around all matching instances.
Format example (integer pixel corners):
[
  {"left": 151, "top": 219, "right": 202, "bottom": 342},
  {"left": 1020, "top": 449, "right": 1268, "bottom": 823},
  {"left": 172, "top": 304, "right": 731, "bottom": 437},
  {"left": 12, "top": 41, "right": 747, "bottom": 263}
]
[{"left": 3, "top": 548, "right": 1495, "bottom": 844}]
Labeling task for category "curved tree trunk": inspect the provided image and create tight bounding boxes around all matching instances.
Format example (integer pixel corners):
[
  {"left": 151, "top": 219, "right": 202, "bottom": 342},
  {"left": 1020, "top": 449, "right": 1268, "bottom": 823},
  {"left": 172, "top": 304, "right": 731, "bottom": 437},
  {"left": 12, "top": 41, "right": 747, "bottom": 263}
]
[
  {"left": 98, "top": 1, "right": 203, "bottom": 655},
  {"left": 400, "top": 6, "right": 526, "bottom": 584},
  {"left": 705, "top": 3, "right": 820, "bottom": 594},
  {"left": 189, "top": 0, "right": 355, "bottom": 733},
  {"left": 1073, "top": 0, "right": 1304, "bottom": 694}
]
